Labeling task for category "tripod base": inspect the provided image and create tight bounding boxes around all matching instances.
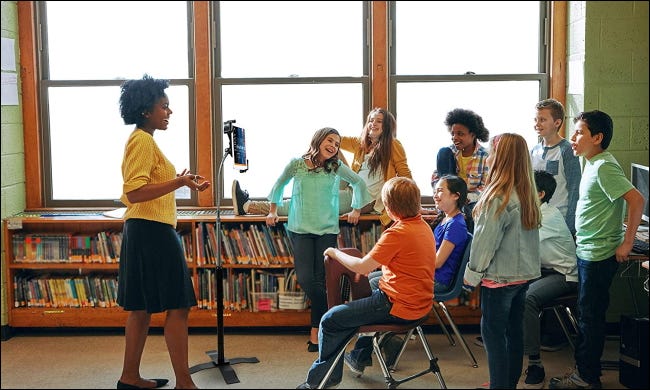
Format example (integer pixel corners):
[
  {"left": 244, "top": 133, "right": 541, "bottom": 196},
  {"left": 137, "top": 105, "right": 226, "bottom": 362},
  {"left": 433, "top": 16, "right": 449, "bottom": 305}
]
[{"left": 189, "top": 350, "right": 259, "bottom": 384}]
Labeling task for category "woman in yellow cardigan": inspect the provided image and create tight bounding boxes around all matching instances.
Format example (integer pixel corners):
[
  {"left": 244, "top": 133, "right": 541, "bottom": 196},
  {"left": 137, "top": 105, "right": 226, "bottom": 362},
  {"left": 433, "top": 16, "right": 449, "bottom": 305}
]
[{"left": 233, "top": 107, "right": 414, "bottom": 228}]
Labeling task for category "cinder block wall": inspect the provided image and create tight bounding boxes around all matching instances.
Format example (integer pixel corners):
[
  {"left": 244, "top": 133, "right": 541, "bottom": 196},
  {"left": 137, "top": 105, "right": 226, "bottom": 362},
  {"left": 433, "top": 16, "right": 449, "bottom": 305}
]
[{"left": 567, "top": 1, "right": 649, "bottom": 170}]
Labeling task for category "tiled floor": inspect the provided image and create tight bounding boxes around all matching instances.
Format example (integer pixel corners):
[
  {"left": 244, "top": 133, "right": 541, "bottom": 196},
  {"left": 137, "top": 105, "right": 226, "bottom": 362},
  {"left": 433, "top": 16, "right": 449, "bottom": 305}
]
[{"left": 0, "top": 328, "right": 626, "bottom": 389}]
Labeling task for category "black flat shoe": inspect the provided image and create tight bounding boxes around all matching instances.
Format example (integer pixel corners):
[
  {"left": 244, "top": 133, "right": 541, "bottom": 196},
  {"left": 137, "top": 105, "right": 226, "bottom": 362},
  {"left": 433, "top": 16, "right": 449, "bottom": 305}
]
[
  {"left": 117, "top": 379, "right": 169, "bottom": 389},
  {"left": 307, "top": 341, "right": 318, "bottom": 352}
]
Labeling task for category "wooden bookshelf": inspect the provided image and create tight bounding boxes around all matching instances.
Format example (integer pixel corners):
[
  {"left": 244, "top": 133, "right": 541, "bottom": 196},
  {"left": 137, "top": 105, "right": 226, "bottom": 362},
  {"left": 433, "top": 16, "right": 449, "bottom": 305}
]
[{"left": 3, "top": 210, "right": 481, "bottom": 329}]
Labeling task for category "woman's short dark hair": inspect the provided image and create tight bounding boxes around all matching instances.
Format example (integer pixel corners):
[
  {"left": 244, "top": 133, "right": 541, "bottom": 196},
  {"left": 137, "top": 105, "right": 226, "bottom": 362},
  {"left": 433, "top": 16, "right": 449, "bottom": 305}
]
[{"left": 119, "top": 74, "right": 169, "bottom": 127}]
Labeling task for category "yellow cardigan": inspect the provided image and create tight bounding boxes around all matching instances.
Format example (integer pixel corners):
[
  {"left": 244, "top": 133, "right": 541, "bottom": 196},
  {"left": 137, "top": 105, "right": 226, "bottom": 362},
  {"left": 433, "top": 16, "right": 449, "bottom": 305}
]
[{"left": 339, "top": 136, "right": 413, "bottom": 226}]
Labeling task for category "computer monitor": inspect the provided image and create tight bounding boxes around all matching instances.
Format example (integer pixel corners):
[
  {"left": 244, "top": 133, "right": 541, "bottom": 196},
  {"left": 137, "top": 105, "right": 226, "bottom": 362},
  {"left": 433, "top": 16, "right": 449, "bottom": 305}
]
[{"left": 631, "top": 163, "right": 649, "bottom": 223}]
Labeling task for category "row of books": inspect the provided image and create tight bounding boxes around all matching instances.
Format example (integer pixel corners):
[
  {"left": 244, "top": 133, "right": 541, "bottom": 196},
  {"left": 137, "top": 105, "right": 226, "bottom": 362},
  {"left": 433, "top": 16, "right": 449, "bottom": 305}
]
[
  {"left": 337, "top": 223, "right": 382, "bottom": 254},
  {"left": 13, "top": 273, "right": 118, "bottom": 308},
  {"left": 196, "top": 268, "right": 301, "bottom": 311},
  {"left": 11, "top": 223, "right": 381, "bottom": 266},
  {"left": 12, "top": 266, "right": 302, "bottom": 311},
  {"left": 196, "top": 222, "right": 294, "bottom": 266},
  {"left": 11, "top": 231, "right": 192, "bottom": 264},
  {"left": 11, "top": 232, "right": 123, "bottom": 263},
  {"left": 196, "top": 222, "right": 381, "bottom": 266}
]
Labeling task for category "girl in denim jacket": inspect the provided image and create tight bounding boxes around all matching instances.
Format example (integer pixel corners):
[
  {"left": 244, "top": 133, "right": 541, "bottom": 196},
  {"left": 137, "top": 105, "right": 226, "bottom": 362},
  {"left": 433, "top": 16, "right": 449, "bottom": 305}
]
[{"left": 463, "top": 133, "right": 541, "bottom": 389}]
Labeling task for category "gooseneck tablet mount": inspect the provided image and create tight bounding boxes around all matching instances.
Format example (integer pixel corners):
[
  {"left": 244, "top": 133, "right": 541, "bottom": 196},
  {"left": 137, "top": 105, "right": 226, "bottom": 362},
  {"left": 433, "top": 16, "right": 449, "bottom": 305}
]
[{"left": 189, "top": 119, "right": 258, "bottom": 384}]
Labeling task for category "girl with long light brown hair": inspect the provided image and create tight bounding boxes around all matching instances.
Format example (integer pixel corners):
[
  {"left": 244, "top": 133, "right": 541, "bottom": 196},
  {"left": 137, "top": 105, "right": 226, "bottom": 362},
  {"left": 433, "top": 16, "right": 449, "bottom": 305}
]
[{"left": 463, "top": 132, "right": 542, "bottom": 389}]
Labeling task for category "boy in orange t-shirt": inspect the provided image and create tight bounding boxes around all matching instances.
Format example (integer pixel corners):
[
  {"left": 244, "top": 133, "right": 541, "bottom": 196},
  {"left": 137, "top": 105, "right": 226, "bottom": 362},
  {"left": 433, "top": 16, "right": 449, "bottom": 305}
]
[{"left": 297, "top": 177, "right": 436, "bottom": 389}]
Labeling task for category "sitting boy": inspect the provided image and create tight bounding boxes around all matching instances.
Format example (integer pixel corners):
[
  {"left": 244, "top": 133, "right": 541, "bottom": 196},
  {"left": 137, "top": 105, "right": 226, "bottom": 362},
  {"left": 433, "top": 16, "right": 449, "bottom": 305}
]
[
  {"left": 297, "top": 176, "right": 436, "bottom": 389},
  {"left": 522, "top": 170, "right": 578, "bottom": 388}
]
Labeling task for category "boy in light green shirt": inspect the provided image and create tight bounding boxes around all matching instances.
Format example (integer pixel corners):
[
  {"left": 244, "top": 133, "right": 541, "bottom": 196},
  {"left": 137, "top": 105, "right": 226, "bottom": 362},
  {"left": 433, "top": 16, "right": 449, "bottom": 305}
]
[{"left": 549, "top": 110, "right": 644, "bottom": 389}]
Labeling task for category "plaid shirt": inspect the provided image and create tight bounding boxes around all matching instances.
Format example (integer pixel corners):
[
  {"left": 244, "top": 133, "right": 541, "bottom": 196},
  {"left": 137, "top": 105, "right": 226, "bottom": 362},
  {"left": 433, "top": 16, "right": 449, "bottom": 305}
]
[{"left": 432, "top": 143, "right": 489, "bottom": 203}]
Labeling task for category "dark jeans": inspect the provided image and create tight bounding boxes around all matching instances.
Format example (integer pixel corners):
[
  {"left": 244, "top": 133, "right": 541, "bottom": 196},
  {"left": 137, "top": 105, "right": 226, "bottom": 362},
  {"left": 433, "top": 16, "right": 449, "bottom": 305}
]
[
  {"left": 290, "top": 232, "right": 337, "bottom": 329},
  {"left": 480, "top": 283, "right": 529, "bottom": 389},
  {"left": 574, "top": 255, "right": 618, "bottom": 384},
  {"left": 305, "top": 289, "right": 419, "bottom": 386},
  {"left": 436, "top": 146, "right": 457, "bottom": 177}
]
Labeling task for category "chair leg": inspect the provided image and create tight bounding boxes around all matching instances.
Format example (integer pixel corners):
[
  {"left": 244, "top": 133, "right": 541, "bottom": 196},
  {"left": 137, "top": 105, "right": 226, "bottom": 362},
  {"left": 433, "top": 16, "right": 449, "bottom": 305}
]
[
  {"left": 373, "top": 328, "right": 447, "bottom": 389},
  {"left": 432, "top": 302, "right": 456, "bottom": 346},
  {"left": 317, "top": 336, "right": 356, "bottom": 389},
  {"left": 437, "top": 301, "right": 479, "bottom": 368},
  {"left": 415, "top": 325, "right": 447, "bottom": 389},
  {"left": 552, "top": 306, "right": 575, "bottom": 351},
  {"left": 387, "top": 328, "right": 416, "bottom": 371}
]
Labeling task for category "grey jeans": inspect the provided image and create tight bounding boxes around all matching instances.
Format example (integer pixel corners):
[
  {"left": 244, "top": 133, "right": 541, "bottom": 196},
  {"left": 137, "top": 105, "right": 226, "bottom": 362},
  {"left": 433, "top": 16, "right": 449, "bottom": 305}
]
[{"left": 523, "top": 268, "right": 577, "bottom": 356}]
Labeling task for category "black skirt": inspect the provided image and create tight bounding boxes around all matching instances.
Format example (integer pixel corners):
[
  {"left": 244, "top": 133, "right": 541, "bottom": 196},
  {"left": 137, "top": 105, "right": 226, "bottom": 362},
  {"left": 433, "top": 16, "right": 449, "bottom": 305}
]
[{"left": 117, "top": 218, "right": 197, "bottom": 313}]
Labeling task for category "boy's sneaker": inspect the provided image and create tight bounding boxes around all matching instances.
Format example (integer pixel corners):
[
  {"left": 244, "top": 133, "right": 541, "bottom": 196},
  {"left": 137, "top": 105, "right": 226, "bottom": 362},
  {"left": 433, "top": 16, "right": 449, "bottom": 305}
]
[
  {"left": 344, "top": 352, "right": 367, "bottom": 377},
  {"left": 523, "top": 365, "right": 545, "bottom": 389},
  {"left": 548, "top": 371, "right": 602, "bottom": 389},
  {"left": 232, "top": 180, "right": 249, "bottom": 215},
  {"left": 473, "top": 336, "right": 484, "bottom": 348}
]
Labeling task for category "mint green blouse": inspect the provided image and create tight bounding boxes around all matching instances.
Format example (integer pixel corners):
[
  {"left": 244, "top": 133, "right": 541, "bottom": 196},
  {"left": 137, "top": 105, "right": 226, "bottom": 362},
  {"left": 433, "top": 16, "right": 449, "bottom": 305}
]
[{"left": 268, "top": 158, "right": 371, "bottom": 235}]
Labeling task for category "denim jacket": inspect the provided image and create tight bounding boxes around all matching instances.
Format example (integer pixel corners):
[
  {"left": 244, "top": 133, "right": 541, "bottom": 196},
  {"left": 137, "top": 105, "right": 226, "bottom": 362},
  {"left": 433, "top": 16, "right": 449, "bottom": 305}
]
[{"left": 464, "top": 192, "right": 540, "bottom": 286}]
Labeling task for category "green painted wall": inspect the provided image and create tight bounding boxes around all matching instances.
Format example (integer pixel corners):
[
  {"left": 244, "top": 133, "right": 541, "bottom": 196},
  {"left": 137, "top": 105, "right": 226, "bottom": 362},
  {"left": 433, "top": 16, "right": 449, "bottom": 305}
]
[{"left": 1, "top": 0, "right": 26, "bottom": 329}]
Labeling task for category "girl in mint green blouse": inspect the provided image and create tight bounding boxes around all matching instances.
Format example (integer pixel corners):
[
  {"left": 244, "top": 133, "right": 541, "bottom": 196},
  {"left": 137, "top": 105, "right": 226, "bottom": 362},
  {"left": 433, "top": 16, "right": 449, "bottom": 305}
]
[{"left": 265, "top": 127, "right": 371, "bottom": 351}]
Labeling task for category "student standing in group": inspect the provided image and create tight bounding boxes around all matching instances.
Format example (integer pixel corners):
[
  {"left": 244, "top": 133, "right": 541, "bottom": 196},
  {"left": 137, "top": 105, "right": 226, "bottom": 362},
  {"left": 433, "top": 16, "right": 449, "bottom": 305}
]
[
  {"left": 549, "top": 110, "right": 644, "bottom": 389},
  {"left": 117, "top": 75, "right": 210, "bottom": 390},
  {"left": 297, "top": 177, "right": 435, "bottom": 389},
  {"left": 530, "top": 98, "right": 581, "bottom": 236},
  {"left": 522, "top": 170, "right": 578, "bottom": 389},
  {"left": 463, "top": 133, "right": 541, "bottom": 389},
  {"left": 431, "top": 108, "right": 490, "bottom": 207},
  {"left": 233, "top": 107, "right": 413, "bottom": 228},
  {"left": 264, "top": 127, "right": 371, "bottom": 352}
]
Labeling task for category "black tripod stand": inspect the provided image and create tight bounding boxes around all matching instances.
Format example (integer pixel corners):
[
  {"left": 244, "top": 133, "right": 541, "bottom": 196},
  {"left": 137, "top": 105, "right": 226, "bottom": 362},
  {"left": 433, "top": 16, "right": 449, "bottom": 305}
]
[{"left": 189, "top": 120, "right": 258, "bottom": 384}]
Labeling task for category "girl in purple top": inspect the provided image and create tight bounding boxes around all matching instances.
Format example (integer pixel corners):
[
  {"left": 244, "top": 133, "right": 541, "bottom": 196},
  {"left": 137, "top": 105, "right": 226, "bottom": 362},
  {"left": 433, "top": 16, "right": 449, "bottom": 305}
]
[{"left": 431, "top": 175, "right": 470, "bottom": 292}]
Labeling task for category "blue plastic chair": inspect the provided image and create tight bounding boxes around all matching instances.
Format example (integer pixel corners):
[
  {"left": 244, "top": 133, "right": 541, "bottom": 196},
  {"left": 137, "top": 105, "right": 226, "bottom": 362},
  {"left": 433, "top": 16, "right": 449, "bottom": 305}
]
[{"left": 430, "top": 232, "right": 479, "bottom": 368}]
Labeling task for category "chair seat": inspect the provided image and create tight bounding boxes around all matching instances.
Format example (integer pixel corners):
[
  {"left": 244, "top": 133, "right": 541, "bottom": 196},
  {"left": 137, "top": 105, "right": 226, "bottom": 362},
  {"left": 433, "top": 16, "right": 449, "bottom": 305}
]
[
  {"left": 358, "top": 317, "right": 428, "bottom": 334},
  {"left": 543, "top": 293, "right": 577, "bottom": 309}
]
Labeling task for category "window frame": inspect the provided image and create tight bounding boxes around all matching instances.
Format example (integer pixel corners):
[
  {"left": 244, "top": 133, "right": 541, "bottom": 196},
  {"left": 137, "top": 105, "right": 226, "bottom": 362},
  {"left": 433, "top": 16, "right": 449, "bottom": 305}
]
[
  {"left": 211, "top": 1, "right": 371, "bottom": 203},
  {"left": 387, "top": 1, "right": 552, "bottom": 200},
  {"left": 35, "top": 1, "right": 198, "bottom": 207},
  {"left": 387, "top": 1, "right": 550, "bottom": 103}
]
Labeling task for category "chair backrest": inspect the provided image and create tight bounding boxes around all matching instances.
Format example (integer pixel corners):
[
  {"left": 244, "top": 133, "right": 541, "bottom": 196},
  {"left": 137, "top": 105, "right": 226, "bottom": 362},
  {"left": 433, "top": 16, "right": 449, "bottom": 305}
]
[
  {"left": 434, "top": 232, "right": 473, "bottom": 302},
  {"left": 324, "top": 248, "right": 372, "bottom": 309}
]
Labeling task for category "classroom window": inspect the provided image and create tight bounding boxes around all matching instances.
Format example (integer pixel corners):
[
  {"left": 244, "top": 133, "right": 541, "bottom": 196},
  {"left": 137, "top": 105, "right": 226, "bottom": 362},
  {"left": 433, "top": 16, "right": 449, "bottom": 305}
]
[
  {"left": 37, "top": 1, "right": 195, "bottom": 206},
  {"left": 216, "top": 1, "right": 368, "bottom": 200},
  {"left": 389, "top": 1, "right": 548, "bottom": 197}
]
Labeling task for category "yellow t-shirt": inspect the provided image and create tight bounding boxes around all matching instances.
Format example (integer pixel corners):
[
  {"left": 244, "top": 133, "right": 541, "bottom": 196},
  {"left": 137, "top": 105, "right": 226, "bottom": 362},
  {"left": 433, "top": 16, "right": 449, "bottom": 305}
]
[{"left": 121, "top": 129, "right": 178, "bottom": 227}]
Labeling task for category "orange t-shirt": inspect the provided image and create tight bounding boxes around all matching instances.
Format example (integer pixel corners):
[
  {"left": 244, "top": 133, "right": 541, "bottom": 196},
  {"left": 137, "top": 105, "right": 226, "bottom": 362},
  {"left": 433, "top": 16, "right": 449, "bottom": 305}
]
[{"left": 370, "top": 215, "right": 436, "bottom": 320}]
